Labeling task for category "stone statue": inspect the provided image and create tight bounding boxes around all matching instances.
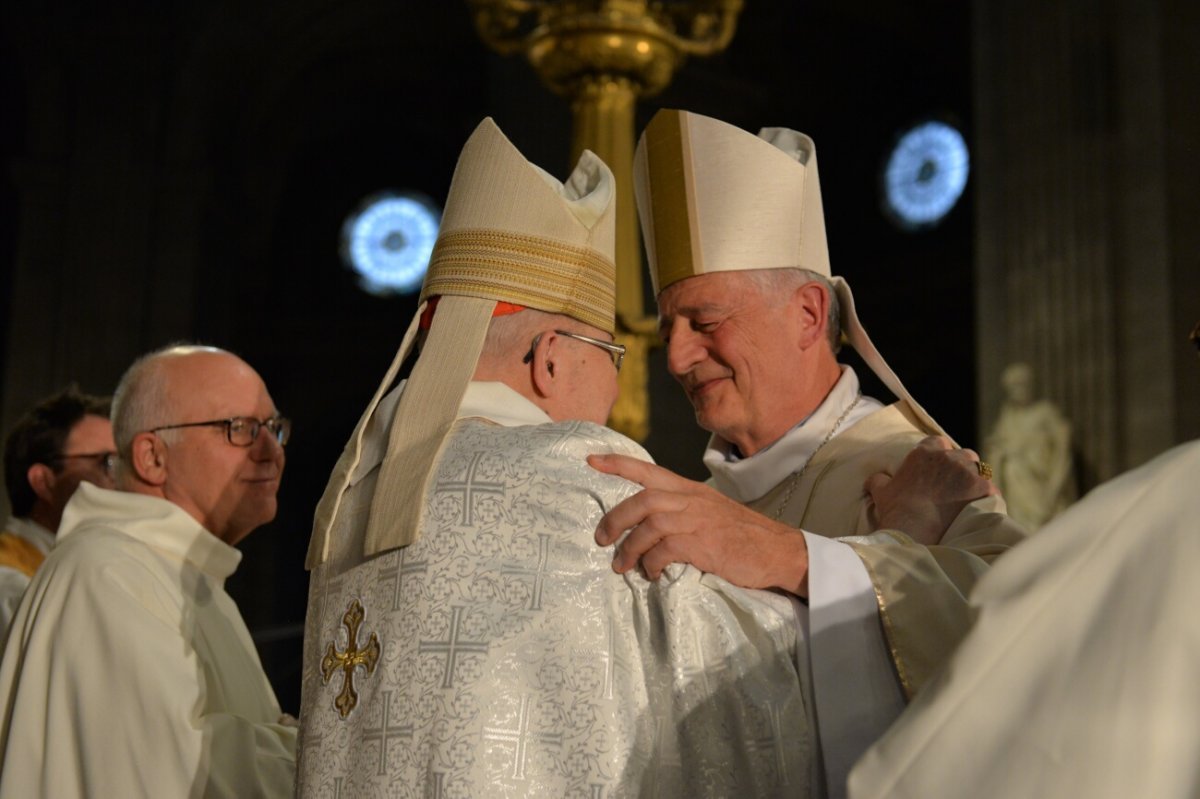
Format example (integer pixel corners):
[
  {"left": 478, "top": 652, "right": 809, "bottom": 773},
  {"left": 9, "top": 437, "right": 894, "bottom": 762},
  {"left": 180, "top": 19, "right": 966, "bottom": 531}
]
[{"left": 986, "top": 363, "right": 1076, "bottom": 529}]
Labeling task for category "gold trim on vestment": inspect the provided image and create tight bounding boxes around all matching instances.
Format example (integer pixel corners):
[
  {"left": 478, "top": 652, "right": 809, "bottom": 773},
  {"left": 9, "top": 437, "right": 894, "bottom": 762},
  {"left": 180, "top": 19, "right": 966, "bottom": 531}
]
[
  {"left": 847, "top": 539, "right": 915, "bottom": 701},
  {"left": 642, "top": 110, "right": 701, "bottom": 295},
  {"left": 0, "top": 531, "right": 44, "bottom": 577},
  {"left": 424, "top": 228, "right": 616, "bottom": 334}
]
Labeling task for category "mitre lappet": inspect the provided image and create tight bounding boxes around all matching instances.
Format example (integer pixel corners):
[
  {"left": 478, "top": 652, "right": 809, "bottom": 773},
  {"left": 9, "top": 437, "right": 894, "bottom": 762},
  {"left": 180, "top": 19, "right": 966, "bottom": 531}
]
[{"left": 307, "top": 117, "right": 617, "bottom": 567}]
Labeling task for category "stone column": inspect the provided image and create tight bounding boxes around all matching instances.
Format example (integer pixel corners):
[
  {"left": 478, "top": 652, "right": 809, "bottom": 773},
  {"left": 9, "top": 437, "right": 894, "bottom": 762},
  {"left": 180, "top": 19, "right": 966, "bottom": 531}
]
[{"left": 973, "top": 0, "right": 1199, "bottom": 485}]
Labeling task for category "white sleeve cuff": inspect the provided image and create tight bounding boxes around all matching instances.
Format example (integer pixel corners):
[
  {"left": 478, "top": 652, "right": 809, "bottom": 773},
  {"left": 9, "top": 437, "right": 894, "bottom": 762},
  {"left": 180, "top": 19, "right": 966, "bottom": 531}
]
[{"left": 804, "top": 532, "right": 905, "bottom": 799}]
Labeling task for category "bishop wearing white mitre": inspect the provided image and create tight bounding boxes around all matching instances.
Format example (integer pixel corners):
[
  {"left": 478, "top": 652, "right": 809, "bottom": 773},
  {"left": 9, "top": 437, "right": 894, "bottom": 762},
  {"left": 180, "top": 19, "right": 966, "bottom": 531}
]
[{"left": 297, "top": 118, "right": 812, "bottom": 798}]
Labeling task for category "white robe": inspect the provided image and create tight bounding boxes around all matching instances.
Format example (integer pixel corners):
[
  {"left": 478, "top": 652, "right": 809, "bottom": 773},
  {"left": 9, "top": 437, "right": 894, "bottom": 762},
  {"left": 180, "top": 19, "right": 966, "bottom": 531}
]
[
  {"left": 848, "top": 439, "right": 1200, "bottom": 799},
  {"left": 0, "top": 484, "right": 296, "bottom": 798},
  {"left": 298, "top": 382, "right": 813, "bottom": 797},
  {"left": 0, "top": 515, "right": 53, "bottom": 642}
]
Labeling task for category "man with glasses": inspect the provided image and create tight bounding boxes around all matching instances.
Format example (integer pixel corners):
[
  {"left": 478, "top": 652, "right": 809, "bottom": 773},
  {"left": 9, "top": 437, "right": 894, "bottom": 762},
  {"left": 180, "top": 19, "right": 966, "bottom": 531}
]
[
  {"left": 0, "top": 344, "right": 297, "bottom": 797},
  {"left": 1, "top": 386, "right": 114, "bottom": 642}
]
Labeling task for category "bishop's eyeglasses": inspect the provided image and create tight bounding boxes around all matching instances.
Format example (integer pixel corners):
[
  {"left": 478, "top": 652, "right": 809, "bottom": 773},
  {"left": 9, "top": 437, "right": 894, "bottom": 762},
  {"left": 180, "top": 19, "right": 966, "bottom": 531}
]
[
  {"left": 148, "top": 416, "right": 292, "bottom": 447},
  {"left": 523, "top": 330, "right": 626, "bottom": 372}
]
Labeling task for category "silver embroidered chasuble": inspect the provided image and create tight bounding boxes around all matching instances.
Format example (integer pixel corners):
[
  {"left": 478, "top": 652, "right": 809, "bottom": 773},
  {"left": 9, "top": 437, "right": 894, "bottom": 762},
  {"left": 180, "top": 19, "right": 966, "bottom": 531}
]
[{"left": 298, "top": 383, "right": 814, "bottom": 798}]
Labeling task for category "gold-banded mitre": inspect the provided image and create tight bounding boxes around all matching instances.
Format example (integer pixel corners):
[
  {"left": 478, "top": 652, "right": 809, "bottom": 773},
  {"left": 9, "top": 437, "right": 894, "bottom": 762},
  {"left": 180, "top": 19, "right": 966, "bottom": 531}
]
[
  {"left": 306, "top": 117, "right": 621, "bottom": 567},
  {"left": 422, "top": 117, "right": 617, "bottom": 334}
]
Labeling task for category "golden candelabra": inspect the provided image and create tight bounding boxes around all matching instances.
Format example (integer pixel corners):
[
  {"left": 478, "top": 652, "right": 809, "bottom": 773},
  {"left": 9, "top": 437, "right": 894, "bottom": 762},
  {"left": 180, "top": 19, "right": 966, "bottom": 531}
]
[{"left": 471, "top": 0, "right": 742, "bottom": 441}]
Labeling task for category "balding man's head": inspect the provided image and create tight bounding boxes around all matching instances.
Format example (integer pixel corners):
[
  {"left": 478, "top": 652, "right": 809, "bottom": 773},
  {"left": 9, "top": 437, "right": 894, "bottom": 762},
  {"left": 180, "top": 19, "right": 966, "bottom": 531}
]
[
  {"left": 112, "top": 345, "right": 221, "bottom": 459},
  {"left": 112, "top": 345, "right": 287, "bottom": 545}
]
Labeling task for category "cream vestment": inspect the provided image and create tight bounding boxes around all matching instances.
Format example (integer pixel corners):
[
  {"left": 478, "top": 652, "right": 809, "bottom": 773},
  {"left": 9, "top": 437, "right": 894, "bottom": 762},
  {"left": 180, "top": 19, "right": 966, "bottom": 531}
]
[
  {"left": 705, "top": 367, "right": 1026, "bottom": 797},
  {"left": 849, "top": 439, "right": 1200, "bottom": 799},
  {"left": 0, "top": 515, "right": 53, "bottom": 642},
  {"left": 0, "top": 483, "right": 296, "bottom": 798},
  {"left": 299, "top": 382, "right": 813, "bottom": 797}
]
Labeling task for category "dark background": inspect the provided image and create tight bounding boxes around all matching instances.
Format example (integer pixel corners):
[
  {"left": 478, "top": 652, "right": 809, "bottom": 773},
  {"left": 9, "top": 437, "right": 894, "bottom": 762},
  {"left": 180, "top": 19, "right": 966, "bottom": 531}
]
[{"left": 4, "top": 0, "right": 1193, "bottom": 711}]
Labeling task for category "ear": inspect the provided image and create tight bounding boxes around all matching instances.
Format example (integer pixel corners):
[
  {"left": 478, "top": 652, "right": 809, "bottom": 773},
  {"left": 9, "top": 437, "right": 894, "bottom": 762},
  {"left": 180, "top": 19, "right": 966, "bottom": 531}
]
[
  {"left": 128, "top": 432, "right": 168, "bottom": 487},
  {"left": 26, "top": 463, "right": 57, "bottom": 504},
  {"left": 528, "top": 331, "right": 562, "bottom": 399},
  {"left": 793, "top": 281, "right": 831, "bottom": 350}
]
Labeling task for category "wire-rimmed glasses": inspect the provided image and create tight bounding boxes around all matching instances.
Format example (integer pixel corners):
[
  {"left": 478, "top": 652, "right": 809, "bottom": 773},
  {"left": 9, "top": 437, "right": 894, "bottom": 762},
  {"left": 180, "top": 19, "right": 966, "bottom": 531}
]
[
  {"left": 148, "top": 416, "right": 292, "bottom": 447},
  {"left": 523, "top": 330, "right": 626, "bottom": 372}
]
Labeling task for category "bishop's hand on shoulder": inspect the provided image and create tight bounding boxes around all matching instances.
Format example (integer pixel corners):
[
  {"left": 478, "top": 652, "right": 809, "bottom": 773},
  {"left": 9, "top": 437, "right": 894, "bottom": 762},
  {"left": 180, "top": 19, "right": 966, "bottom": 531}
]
[
  {"left": 589, "top": 454, "right": 811, "bottom": 597},
  {"left": 866, "top": 435, "right": 998, "bottom": 546}
]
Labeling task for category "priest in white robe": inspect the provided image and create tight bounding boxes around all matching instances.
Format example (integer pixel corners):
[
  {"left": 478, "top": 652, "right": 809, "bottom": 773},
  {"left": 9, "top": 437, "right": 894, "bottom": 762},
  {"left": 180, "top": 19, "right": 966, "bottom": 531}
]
[
  {"left": 0, "top": 387, "right": 115, "bottom": 642},
  {"left": 0, "top": 346, "right": 296, "bottom": 798},
  {"left": 299, "top": 119, "right": 817, "bottom": 797}
]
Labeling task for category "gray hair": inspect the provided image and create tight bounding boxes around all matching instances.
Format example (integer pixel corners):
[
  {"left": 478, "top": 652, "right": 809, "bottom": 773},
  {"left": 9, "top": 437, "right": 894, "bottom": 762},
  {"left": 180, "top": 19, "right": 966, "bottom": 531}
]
[
  {"left": 110, "top": 343, "right": 224, "bottom": 478},
  {"left": 743, "top": 268, "right": 842, "bottom": 353}
]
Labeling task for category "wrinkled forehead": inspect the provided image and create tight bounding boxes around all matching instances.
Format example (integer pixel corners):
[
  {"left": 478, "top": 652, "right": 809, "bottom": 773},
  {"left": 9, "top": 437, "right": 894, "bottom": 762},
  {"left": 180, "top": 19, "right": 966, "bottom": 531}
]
[{"left": 656, "top": 270, "right": 764, "bottom": 318}]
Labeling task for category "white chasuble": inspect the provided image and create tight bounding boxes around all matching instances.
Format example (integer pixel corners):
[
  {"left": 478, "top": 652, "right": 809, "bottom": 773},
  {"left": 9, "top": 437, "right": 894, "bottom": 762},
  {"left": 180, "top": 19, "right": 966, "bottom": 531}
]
[
  {"left": 0, "top": 484, "right": 296, "bottom": 798},
  {"left": 299, "top": 383, "right": 813, "bottom": 797},
  {"left": 850, "top": 440, "right": 1200, "bottom": 799}
]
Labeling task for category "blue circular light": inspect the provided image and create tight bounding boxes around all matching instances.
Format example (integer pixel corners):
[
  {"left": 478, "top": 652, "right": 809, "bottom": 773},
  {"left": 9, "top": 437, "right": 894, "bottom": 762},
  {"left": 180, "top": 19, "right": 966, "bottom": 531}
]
[
  {"left": 884, "top": 121, "right": 969, "bottom": 229},
  {"left": 341, "top": 192, "right": 441, "bottom": 295}
]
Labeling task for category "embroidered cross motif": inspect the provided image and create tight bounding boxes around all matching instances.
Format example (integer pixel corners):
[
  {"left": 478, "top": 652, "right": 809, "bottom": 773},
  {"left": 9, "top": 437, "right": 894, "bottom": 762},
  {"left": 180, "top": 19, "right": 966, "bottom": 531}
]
[
  {"left": 436, "top": 451, "right": 504, "bottom": 526},
  {"left": 321, "top": 599, "right": 381, "bottom": 719},
  {"left": 746, "top": 702, "right": 790, "bottom": 786},
  {"left": 500, "top": 533, "right": 552, "bottom": 611},
  {"left": 362, "top": 690, "right": 414, "bottom": 775},
  {"left": 419, "top": 605, "right": 489, "bottom": 689},
  {"left": 299, "top": 725, "right": 324, "bottom": 772},
  {"left": 482, "top": 695, "right": 564, "bottom": 780},
  {"left": 528, "top": 420, "right": 598, "bottom": 457},
  {"left": 597, "top": 617, "right": 631, "bottom": 700},
  {"left": 629, "top": 713, "right": 683, "bottom": 797},
  {"left": 314, "top": 576, "right": 344, "bottom": 635},
  {"left": 673, "top": 629, "right": 729, "bottom": 697},
  {"left": 379, "top": 550, "right": 428, "bottom": 612}
]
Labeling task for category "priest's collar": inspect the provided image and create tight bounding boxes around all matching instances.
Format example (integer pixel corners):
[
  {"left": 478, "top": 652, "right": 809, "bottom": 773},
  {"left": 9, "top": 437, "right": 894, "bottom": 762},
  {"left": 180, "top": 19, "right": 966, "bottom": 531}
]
[
  {"left": 704, "top": 366, "right": 882, "bottom": 503},
  {"left": 58, "top": 482, "right": 242, "bottom": 579},
  {"left": 458, "top": 381, "right": 553, "bottom": 427}
]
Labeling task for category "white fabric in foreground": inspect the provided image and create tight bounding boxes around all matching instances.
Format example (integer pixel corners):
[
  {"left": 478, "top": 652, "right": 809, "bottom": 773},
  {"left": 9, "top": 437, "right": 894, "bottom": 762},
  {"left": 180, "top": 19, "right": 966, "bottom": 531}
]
[
  {"left": 0, "top": 483, "right": 295, "bottom": 798},
  {"left": 849, "top": 440, "right": 1200, "bottom": 799}
]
